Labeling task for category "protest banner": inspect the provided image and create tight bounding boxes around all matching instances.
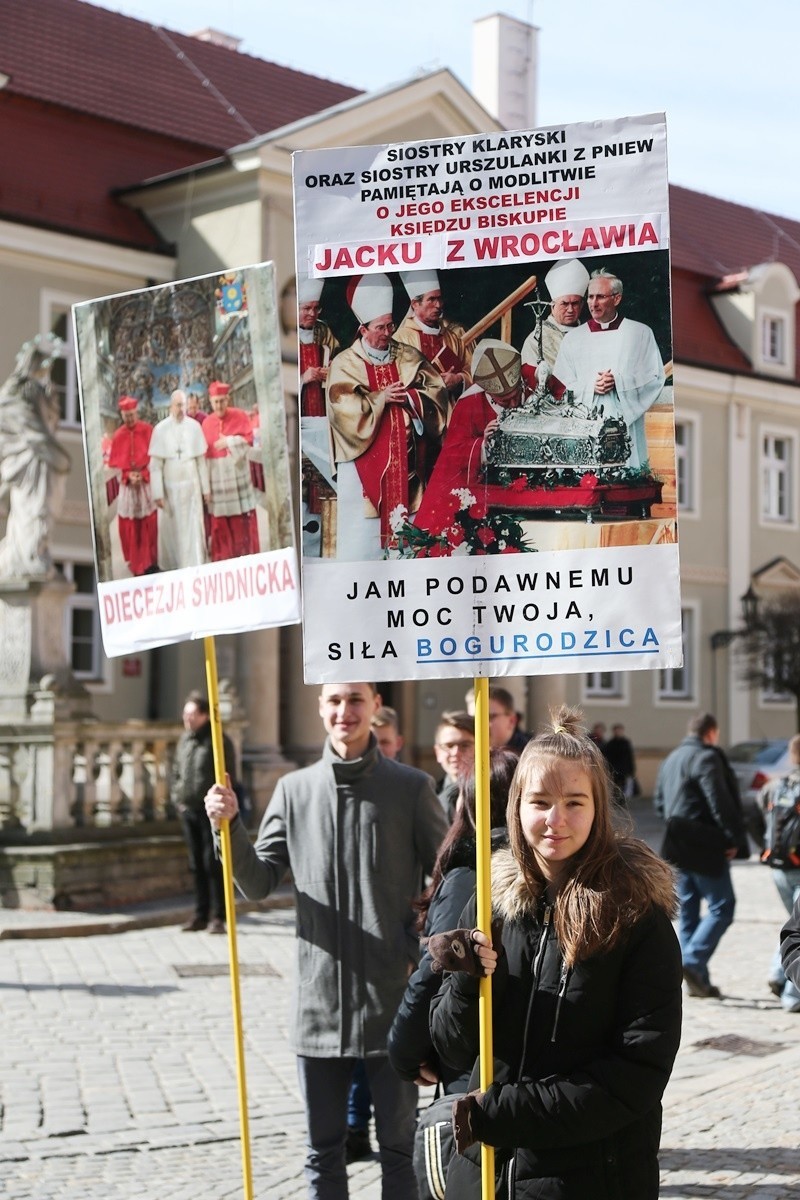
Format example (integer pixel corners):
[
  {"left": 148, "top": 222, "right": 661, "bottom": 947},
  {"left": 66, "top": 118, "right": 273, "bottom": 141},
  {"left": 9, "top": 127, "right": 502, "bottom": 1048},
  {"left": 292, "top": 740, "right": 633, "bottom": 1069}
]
[
  {"left": 73, "top": 260, "right": 301, "bottom": 1200},
  {"left": 293, "top": 112, "right": 681, "bottom": 684},
  {"left": 73, "top": 261, "right": 300, "bottom": 657}
]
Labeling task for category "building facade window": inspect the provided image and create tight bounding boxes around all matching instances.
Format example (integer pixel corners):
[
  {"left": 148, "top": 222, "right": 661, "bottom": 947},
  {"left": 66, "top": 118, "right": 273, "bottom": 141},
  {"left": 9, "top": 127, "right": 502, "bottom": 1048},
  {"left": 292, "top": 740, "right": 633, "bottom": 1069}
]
[
  {"left": 55, "top": 560, "right": 105, "bottom": 681},
  {"left": 761, "top": 650, "right": 794, "bottom": 705},
  {"left": 761, "top": 431, "right": 794, "bottom": 523},
  {"left": 761, "top": 311, "right": 787, "bottom": 366},
  {"left": 584, "top": 671, "right": 624, "bottom": 700},
  {"left": 658, "top": 607, "right": 695, "bottom": 701},
  {"left": 40, "top": 291, "right": 82, "bottom": 426},
  {"left": 674, "top": 417, "right": 697, "bottom": 512}
]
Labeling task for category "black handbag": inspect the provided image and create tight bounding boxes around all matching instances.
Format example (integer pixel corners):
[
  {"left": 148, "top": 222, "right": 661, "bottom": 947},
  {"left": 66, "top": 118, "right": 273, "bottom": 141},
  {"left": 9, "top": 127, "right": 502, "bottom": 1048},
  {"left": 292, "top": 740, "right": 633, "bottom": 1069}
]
[{"left": 660, "top": 815, "right": 727, "bottom": 876}]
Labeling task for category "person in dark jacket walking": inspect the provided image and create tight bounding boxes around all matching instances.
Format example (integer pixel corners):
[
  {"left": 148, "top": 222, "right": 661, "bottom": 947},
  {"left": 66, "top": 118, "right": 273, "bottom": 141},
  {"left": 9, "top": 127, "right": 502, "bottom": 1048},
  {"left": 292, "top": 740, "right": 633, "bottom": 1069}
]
[
  {"left": 388, "top": 748, "right": 517, "bottom": 1093},
  {"left": 602, "top": 723, "right": 636, "bottom": 802},
  {"left": 429, "top": 707, "right": 682, "bottom": 1200},
  {"left": 654, "top": 711, "right": 748, "bottom": 998},
  {"left": 172, "top": 691, "right": 236, "bottom": 934}
]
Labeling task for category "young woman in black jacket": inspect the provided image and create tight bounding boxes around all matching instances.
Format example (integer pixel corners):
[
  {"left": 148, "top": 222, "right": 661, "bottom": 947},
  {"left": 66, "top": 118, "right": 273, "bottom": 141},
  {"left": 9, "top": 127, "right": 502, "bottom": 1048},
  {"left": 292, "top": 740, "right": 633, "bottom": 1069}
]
[
  {"left": 430, "top": 707, "right": 683, "bottom": 1200},
  {"left": 388, "top": 748, "right": 518, "bottom": 1092}
]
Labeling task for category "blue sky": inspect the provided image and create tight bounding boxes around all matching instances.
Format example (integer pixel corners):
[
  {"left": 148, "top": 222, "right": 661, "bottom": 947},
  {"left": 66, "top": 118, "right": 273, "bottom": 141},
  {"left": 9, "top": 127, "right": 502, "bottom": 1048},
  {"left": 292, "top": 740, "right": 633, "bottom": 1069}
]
[{"left": 91, "top": 0, "right": 800, "bottom": 219}]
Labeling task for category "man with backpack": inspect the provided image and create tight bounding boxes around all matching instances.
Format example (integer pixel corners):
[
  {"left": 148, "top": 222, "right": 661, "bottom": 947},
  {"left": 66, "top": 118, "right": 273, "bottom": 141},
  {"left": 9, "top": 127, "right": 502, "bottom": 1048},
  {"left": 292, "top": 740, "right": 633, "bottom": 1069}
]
[{"left": 759, "top": 734, "right": 800, "bottom": 1012}]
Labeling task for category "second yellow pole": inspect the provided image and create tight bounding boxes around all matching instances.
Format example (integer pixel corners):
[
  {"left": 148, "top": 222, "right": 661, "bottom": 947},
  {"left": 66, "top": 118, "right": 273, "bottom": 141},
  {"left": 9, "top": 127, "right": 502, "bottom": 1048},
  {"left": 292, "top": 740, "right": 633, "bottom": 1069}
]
[{"left": 473, "top": 677, "right": 495, "bottom": 1197}]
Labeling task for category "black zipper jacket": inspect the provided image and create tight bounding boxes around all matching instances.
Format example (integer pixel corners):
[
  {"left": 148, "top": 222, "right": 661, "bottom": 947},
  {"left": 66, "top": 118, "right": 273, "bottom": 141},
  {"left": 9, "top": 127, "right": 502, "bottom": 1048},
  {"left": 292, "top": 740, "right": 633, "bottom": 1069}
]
[{"left": 430, "top": 845, "right": 682, "bottom": 1200}]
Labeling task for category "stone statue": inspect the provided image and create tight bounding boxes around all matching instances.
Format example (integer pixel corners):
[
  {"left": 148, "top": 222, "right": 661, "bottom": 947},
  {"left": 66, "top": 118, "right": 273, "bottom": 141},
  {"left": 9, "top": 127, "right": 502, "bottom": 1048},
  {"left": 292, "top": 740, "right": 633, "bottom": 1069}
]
[{"left": 0, "top": 335, "right": 71, "bottom": 578}]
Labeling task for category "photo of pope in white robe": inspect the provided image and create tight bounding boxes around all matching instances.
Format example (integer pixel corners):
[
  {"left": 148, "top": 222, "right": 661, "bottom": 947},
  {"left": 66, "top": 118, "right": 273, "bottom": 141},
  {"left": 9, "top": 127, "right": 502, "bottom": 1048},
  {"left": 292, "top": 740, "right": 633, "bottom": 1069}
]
[{"left": 149, "top": 389, "right": 210, "bottom": 570}]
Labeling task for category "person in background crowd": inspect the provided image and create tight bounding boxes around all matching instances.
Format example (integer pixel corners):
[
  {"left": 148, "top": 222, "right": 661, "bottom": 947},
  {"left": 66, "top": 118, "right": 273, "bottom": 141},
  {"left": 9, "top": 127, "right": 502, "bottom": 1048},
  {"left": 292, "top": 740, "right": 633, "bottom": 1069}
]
[
  {"left": 432, "top": 711, "right": 476, "bottom": 823},
  {"left": 781, "top": 890, "right": 800, "bottom": 993},
  {"left": 654, "top": 711, "right": 748, "bottom": 999},
  {"left": 488, "top": 686, "right": 531, "bottom": 755},
  {"left": 429, "top": 706, "right": 682, "bottom": 1200},
  {"left": 589, "top": 722, "right": 607, "bottom": 749},
  {"left": 107, "top": 394, "right": 157, "bottom": 576},
  {"left": 388, "top": 749, "right": 517, "bottom": 1093},
  {"left": 205, "top": 681, "right": 447, "bottom": 1200},
  {"left": 602, "top": 723, "right": 637, "bottom": 803},
  {"left": 172, "top": 691, "right": 235, "bottom": 935},
  {"left": 759, "top": 733, "right": 800, "bottom": 1012},
  {"left": 371, "top": 706, "right": 404, "bottom": 761}
]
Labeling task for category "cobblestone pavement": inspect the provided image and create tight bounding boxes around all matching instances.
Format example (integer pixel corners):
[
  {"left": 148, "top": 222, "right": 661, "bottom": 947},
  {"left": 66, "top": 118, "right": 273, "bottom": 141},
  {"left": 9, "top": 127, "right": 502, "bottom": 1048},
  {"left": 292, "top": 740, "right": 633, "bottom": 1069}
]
[{"left": 2, "top": 806, "right": 800, "bottom": 1198}]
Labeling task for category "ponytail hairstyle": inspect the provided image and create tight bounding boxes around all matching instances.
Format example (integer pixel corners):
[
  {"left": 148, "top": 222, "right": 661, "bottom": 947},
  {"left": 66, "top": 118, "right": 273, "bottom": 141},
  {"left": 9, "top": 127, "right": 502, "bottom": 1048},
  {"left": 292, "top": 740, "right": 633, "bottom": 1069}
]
[{"left": 506, "top": 705, "right": 674, "bottom": 964}]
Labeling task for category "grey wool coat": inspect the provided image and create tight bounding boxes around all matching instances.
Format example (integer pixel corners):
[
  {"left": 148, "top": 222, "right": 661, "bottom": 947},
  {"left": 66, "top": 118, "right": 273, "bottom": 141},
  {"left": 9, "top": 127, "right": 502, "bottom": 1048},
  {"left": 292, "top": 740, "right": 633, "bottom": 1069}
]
[{"left": 227, "top": 735, "right": 448, "bottom": 1057}]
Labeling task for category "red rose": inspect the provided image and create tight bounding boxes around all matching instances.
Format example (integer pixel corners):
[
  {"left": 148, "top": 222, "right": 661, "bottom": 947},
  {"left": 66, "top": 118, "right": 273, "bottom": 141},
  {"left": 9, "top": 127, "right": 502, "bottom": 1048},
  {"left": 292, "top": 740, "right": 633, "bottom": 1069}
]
[
  {"left": 476, "top": 527, "right": 496, "bottom": 546},
  {"left": 468, "top": 503, "right": 487, "bottom": 520},
  {"left": 509, "top": 476, "right": 528, "bottom": 492},
  {"left": 449, "top": 526, "right": 466, "bottom": 546},
  {"left": 581, "top": 472, "right": 599, "bottom": 488}
]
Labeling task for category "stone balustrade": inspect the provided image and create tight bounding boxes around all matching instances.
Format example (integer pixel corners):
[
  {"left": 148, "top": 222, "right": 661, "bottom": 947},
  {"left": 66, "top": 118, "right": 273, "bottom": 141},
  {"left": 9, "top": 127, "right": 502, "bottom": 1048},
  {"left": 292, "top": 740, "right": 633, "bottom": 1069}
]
[{"left": 0, "top": 717, "right": 246, "bottom": 833}]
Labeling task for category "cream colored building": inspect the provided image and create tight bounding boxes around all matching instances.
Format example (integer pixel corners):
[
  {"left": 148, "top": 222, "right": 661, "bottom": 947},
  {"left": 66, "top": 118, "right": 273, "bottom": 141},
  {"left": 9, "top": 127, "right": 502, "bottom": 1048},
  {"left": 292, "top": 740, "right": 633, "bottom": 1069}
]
[{"left": 2, "top": 3, "right": 800, "bottom": 811}]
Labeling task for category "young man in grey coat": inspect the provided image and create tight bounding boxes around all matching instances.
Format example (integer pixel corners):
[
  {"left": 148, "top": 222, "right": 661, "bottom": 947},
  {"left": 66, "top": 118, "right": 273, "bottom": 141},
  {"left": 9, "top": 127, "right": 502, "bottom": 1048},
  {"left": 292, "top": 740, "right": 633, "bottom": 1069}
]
[{"left": 206, "top": 681, "right": 447, "bottom": 1200}]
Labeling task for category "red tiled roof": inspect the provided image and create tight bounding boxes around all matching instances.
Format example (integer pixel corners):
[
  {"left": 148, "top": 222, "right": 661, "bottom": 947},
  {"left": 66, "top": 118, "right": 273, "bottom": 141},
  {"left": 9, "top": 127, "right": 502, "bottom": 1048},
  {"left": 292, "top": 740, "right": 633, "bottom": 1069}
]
[
  {"left": 670, "top": 184, "right": 800, "bottom": 281},
  {"left": 0, "top": 92, "right": 201, "bottom": 249},
  {"left": 1, "top": 0, "right": 361, "bottom": 150},
  {"left": 669, "top": 186, "right": 800, "bottom": 380}
]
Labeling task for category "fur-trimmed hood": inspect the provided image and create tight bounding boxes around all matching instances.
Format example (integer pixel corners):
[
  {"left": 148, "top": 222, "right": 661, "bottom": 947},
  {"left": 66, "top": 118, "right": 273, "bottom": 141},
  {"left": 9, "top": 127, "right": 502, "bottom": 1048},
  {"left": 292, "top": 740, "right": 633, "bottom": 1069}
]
[{"left": 490, "top": 839, "right": 678, "bottom": 925}]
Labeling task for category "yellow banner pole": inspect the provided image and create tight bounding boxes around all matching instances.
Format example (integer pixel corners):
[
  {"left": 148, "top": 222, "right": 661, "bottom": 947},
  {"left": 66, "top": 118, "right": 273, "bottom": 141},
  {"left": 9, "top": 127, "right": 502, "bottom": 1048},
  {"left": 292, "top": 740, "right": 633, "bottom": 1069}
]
[
  {"left": 204, "top": 635, "right": 254, "bottom": 1200},
  {"left": 473, "top": 677, "right": 495, "bottom": 1196}
]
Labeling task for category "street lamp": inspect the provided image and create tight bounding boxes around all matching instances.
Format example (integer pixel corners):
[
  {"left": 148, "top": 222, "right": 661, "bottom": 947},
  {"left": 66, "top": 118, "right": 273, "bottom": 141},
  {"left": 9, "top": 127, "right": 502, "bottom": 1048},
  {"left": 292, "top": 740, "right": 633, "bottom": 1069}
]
[
  {"left": 709, "top": 586, "right": 760, "bottom": 709},
  {"left": 710, "top": 586, "right": 760, "bottom": 650}
]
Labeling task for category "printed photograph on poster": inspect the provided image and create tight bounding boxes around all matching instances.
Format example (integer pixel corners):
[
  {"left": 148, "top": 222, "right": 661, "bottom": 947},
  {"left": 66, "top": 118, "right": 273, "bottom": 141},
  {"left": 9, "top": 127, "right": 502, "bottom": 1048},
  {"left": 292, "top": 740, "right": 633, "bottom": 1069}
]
[
  {"left": 73, "top": 262, "right": 300, "bottom": 657},
  {"left": 297, "top": 251, "right": 673, "bottom": 563},
  {"left": 292, "top": 113, "right": 683, "bottom": 683}
]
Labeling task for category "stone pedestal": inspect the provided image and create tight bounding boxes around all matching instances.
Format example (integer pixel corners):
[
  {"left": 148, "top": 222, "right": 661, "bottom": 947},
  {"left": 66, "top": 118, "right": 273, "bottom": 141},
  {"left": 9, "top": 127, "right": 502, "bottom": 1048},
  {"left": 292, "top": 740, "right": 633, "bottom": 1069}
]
[
  {"left": 0, "top": 578, "right": 93, "bottom": 834},
  {"left": 0, "top": 578, "right": 91, "bottom": 720}
]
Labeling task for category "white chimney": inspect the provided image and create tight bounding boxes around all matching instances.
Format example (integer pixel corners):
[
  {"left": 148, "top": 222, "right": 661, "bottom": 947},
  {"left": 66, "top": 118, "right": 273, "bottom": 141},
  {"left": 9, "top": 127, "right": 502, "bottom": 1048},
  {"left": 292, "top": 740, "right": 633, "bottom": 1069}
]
[
  {"left": 190, "top": 28, "right": 242, "bottom": 52},
  {"left": 472, "top": 13, "right": 539, "bottom": 131}
]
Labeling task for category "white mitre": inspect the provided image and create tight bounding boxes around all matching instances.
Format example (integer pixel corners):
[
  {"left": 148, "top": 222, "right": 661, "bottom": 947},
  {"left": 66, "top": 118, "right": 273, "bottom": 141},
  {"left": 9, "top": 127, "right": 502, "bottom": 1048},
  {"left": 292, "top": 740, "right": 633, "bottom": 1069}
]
[
  {"left": 349, "top": 273, "right": 394, "bottom": 324},
  {"left": 545, "top": 258, "right": 590, "bottom": 301},
  {"left": 399, "top": 270, "right": 440, "bottom": 299},
  {"left": 297, "top": 276, "right": 324, "bottom": 303}
]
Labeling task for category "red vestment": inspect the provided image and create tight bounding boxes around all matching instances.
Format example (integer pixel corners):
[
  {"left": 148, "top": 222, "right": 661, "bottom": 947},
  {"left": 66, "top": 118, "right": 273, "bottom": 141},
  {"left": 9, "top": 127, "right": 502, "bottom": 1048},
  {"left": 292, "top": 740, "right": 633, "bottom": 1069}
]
[
  {"left": 299, "top": 342, "right": 327, "bottom": 417},
  {"left": 108, "top": 420, "right": 157, "bottom": 575},
  {"left": 202, "top": 407, "right": 259, "bottom": 561},
  {"left": 413, "top": 390, "right": 496, "bottom": 535}
]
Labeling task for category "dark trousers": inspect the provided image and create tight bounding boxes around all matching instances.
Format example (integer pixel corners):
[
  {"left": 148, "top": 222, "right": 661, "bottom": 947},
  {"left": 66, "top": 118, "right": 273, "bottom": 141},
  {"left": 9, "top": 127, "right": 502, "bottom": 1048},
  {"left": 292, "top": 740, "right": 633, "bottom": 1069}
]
[
  {"left": 181, "top": 808, "right": 224, "bottom": 922},
  {"left": 296, "top": 1055, "right": 418, "bottom": 1200}
]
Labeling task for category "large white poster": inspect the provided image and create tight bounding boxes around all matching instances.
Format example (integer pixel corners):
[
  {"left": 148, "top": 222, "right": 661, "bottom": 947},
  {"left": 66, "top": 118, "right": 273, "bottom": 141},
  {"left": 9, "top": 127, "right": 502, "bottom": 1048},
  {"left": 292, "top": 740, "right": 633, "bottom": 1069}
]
[
  {"left": 73, "top": 261, "right": 300, "bottom": 656},
  {"left": 293, "top": 113, "right": 681, "bottom": 683}
]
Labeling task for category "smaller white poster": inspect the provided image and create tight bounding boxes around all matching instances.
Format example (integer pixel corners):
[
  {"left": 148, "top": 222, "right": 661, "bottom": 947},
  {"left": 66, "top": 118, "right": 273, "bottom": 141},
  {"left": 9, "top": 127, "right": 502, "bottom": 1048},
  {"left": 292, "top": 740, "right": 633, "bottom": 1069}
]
[{"left": 73, "top": 261, "right": 300, "bottom": 656}]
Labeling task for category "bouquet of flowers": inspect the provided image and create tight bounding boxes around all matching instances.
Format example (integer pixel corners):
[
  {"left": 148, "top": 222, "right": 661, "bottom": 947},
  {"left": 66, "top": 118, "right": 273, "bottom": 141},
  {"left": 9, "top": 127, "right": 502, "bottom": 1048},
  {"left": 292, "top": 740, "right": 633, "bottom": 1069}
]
[{"left": 386, "top": 490, "right": 534, "bottom": 559}]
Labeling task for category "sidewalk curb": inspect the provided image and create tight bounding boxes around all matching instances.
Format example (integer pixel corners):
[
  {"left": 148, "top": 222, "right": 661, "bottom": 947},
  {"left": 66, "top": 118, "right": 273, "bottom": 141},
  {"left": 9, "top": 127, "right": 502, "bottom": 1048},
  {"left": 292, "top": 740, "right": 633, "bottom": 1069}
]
[{"left": 0, "top": 889, "right": 294, "bottom": 940}]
